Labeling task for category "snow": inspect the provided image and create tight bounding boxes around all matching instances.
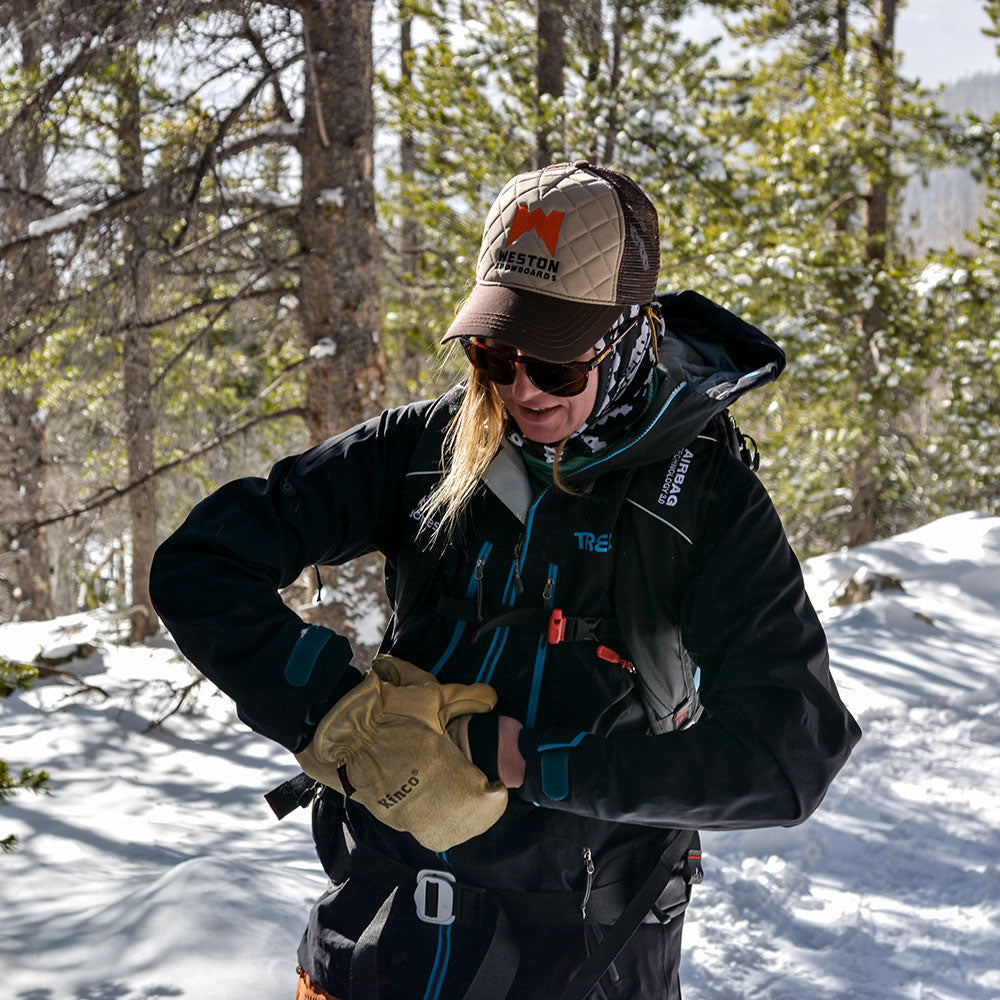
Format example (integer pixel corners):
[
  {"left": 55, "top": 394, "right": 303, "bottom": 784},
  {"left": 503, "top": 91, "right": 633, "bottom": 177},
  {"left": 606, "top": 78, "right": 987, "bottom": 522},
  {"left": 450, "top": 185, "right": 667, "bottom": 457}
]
[
  {"left": 26, "top": 203, "right": 101, "bottom": 238},
  {"left": 317, "top": 187, "right": 346, "bottom": 209},
  {"left": 309, "top": 337, "right": 338, "bottom": 360},
  {"left": 2, "top": 512, "right": 999, "bottom": 998},
  {"left": 916, "top": 262, "right": 953, "bottom": 300}
]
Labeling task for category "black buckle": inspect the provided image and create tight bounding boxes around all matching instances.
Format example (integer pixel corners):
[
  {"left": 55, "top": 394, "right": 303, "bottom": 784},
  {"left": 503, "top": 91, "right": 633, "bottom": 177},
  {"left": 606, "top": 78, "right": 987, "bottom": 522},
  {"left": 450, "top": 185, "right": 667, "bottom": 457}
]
[{"left": 264, "top": 772, "right": 318, "bottom": 820}]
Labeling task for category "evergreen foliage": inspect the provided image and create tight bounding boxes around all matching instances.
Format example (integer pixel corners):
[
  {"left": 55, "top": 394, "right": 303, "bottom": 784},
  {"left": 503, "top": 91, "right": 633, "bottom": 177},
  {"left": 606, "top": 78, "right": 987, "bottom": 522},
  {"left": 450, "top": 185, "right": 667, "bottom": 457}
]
[
  {"left": 679, "top": 0, "right": 986, "bottom": 551},
  {"left": 0, "top": 655, "right": 49, "bottom": 853},
  {"left": 1, "top": 0, "right": 998, "bottom": 627}
]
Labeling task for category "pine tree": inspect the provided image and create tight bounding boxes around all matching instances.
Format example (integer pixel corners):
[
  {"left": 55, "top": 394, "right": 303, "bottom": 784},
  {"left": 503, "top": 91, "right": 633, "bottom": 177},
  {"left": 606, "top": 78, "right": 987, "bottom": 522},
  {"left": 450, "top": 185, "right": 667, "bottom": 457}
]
[
  {"left": 1, "top": 3, "right": 386, "bottom": 647},
  {"left": 693, "top": 0, "right": 967, "bottom": 552},
  {"left": 0, "top": 656, "right": 49, "bottom": 853},
  {"left": 377, "top": 0, "right": 720, "bottom": 397},
  {"left": 915, "top": 8, "right": 1000, "bottom": 519}
]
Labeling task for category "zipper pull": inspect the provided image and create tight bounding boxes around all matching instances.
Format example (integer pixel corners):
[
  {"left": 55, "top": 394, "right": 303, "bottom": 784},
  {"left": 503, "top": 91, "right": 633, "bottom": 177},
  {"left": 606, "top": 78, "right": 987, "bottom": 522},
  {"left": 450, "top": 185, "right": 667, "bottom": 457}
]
[
  {"left": 542, "top": 575, "right": 554, "bottom": 603},
  {"left": 596, "top": 644, "right": 635, "bottom": 673},
  {"left": 474, "top": 557, "right": 485, "bottom": 621},
  {"left": 512, "top": 535, "right": 525, "bottom": 594},
  {"left": 581, "top": 847, "right": 594, "bottom": 918}
]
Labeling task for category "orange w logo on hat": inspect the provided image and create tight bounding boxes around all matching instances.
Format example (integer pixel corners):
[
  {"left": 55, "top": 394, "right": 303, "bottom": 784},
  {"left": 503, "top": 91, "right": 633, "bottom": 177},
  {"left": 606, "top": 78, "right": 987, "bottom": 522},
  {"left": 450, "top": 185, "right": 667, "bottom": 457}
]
[{"left": 506, "top": 204, "right": 565, "bottom": 256}]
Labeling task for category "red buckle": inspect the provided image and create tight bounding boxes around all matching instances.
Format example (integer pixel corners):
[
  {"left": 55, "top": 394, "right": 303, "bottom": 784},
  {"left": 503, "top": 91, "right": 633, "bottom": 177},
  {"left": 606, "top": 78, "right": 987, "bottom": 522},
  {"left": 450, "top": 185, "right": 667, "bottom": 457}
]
[
  {"left": 547, "top": 608, "right": 566, "bottom": 644},
  {"left": 596, "top": 645, "right": 635, "bottom": 673}
]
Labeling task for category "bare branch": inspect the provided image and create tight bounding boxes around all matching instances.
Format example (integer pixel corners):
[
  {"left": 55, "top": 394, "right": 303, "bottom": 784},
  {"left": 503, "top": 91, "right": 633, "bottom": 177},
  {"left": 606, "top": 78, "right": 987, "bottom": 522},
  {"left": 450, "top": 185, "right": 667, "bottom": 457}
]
[
  {"left": 144, "top": 675, "right": 206, "bottom": 730},
  {"left": 6, "top": 406, "right": 304, "bottom": 539},
  {"left": 242, "top": 14, "right": 296, "bottom": 124},
  {"left": 172, "top": 54, "right": 304, "bottom": 248},
  {"left": 148, "top": 256, "right": 295, "bottom": 397}
]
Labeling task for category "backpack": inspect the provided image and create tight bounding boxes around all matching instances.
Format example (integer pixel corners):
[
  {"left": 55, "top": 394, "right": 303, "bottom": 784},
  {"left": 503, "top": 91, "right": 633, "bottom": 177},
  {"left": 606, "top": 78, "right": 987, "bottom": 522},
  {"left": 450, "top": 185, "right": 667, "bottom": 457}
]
[{"left": 616, "top": 408, "right": 758, "bottom": 735}]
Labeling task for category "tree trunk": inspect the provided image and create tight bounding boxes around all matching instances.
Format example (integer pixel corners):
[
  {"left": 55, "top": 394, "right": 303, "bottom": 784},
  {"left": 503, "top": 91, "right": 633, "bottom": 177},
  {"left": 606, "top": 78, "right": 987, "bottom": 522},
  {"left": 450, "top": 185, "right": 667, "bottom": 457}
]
[
  {"left": 297, "top": 0, "right": 384, "bottom": 443},
  {"left": 836, "top": 0, "right": 849, "bottom": 55},
  {"left": 0, "top": 391, "right": 52, "bottom": 620},
  {"left": 398, "top": 8, "right": 423, "bottom": 385},
  {"left": 574, "top": 0, "right": 604, "bottom": 161},
  {"left": 400, "top": 12, "right": 419, "bottom": 274},
  {"left": 116, "top": 54, "right": 159, "bottom": 642},
  {"left": 0, "top": 20, "right": 53, "bottom": 621},
  {"left": 602, "top": 0, "right": 625, "bottom": 164},
  {"left": 850, "top": 0, "right": 897, "bottom": 547},
  {"left": 295, "top": 0, "right": 387, "bottom": 663},
  {"left": 536, "top": 0, "right": 565, "bottom": 167}
]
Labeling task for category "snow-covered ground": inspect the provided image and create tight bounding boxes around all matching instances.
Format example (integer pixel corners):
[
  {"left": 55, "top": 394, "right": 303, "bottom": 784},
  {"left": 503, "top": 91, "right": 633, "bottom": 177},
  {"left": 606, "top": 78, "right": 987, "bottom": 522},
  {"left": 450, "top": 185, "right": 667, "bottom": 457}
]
[{"left": 1, "top": 512, "right": 998, "bottom": 999}]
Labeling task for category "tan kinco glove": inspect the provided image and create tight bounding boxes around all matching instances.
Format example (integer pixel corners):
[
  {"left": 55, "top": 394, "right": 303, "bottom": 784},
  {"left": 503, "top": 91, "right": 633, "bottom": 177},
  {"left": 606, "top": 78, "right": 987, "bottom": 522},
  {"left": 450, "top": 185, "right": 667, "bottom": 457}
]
[{"left": 295, "top": 655, "right": 508, "bottom": 852}]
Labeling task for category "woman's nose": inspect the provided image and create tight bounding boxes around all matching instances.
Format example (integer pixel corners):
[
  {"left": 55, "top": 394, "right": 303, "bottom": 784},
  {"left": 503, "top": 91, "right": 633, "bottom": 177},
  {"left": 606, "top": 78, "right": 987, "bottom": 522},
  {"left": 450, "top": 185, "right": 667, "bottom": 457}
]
[{"left": 510, "top": 362, "right": 542, "bottom": 401}]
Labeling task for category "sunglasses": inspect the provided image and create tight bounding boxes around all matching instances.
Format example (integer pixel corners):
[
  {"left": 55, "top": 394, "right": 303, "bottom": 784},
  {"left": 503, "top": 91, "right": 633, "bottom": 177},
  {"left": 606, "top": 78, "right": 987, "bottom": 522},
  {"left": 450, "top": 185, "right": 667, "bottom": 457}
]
[{"left": 460, "top": 306, "right": 657, "bottom": 398}]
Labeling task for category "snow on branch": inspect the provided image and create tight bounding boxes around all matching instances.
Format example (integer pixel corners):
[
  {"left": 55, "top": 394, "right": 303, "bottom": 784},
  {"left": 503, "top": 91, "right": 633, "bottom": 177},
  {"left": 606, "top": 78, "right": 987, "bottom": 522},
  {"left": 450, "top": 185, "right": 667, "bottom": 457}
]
[{"left": 26, "top": 202, "right": 104, "bottom": 239}]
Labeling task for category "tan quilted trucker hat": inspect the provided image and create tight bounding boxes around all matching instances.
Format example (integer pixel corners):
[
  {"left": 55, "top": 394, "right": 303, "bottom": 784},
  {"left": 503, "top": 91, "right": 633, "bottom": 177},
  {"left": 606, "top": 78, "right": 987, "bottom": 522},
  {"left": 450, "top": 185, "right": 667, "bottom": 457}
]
[{"left": 442, "top": 160, "right": 660, "bottom": 362}]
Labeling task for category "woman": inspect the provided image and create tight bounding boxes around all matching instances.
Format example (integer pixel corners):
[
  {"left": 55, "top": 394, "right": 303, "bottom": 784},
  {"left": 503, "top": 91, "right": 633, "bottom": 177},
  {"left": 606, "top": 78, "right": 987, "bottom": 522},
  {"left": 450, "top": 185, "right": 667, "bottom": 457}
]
[{"left": 150, "top": 162, "right": 860, "bottom": 1000}]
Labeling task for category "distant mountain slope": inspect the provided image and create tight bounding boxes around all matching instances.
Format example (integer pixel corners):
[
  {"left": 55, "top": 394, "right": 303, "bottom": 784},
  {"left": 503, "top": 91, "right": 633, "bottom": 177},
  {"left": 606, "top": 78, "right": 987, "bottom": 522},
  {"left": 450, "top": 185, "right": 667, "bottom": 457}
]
[{"left": 904, "top": 71, "right": 1000, "bottom": 254}]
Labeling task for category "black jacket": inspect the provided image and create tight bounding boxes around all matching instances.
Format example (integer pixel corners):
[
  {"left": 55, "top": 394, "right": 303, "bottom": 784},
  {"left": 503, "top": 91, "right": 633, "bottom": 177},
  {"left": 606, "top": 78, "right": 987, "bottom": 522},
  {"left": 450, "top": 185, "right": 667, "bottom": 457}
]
[{"left": 150, "top": 291, "right": 860, "bottom": 988}]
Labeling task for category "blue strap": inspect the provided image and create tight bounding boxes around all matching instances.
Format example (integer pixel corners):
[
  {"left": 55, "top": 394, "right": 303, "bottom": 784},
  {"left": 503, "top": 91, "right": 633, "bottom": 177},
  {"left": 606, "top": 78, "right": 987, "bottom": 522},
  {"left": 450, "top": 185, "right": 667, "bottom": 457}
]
[
  {"left": 537, "top": 732, "right": 588, "bottom": 802},
  {"left": 284, "top": 624, "right": 335, "bottom": 687},
  {"left": 541, "top": 749, "right": 571, "bottom": 801}
]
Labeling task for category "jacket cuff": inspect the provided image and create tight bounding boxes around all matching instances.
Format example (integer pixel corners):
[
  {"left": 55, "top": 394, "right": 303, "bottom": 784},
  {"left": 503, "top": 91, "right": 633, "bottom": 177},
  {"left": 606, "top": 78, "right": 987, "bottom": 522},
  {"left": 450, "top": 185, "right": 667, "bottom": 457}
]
[
  {"left": 466, "top": 712, "right": 501, "bottom": 783},
  {"left": 516, "top": 729, "right": 591, "bottom": 805},
  {"left": 292, "top": 660, "right": 364, "bottom": 753},
  {"left": 278, "top": 624, "right": 357, "bottom": 752}
]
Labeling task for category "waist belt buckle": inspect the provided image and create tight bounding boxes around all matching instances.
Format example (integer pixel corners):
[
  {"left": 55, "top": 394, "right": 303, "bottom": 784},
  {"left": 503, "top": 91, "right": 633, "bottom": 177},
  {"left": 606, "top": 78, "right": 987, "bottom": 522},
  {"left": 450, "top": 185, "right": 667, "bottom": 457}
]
[{"left": 414, "top": 869, "right": 456, "bottom": 925}]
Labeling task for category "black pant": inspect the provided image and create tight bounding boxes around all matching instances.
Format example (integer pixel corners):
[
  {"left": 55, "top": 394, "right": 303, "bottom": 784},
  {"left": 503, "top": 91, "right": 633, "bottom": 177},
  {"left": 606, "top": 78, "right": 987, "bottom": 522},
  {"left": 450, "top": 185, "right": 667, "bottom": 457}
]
[{"left": 300, "top": 876, "right": 684, "bottom": 1000}]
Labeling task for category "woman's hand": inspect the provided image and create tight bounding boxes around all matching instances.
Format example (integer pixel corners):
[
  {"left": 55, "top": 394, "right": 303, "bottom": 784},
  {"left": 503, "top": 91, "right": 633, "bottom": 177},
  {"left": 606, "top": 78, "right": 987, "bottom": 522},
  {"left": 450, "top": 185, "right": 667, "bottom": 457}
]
[{"left": 497, "top": 715, "right": 526, "bottom": 788}]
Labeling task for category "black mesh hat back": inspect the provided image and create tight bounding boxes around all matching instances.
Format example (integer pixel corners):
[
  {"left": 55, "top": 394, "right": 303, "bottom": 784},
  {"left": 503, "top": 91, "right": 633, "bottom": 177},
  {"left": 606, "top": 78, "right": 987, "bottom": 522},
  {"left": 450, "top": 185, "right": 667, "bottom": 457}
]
[{"left": 582, "top": 164, "right": 661, "bottom": 306}]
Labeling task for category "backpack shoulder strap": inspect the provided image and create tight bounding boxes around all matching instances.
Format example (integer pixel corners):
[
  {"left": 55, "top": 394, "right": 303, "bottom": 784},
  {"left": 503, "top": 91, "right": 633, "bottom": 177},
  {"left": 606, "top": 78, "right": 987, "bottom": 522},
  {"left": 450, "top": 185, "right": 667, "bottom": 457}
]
[{"left": 614, "top": 410, "right": 756, "bottom": 733}]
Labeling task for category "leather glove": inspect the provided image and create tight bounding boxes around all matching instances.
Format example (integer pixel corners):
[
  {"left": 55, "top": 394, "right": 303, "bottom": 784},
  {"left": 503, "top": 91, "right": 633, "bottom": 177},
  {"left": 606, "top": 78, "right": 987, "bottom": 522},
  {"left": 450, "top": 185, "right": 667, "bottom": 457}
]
[
  {"left": 373, "top": 655, "right": 479, "bottom": 771},
  {"left": 295, "top": 655, "right": 508, "bottom": 851}
]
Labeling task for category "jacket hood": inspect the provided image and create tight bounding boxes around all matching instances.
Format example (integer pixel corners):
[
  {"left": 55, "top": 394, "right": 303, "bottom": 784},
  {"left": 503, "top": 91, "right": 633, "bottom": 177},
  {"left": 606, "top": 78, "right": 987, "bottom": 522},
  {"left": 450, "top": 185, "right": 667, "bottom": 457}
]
[{"left": 563, "top": 290, "right": 785, "bottom": 479}]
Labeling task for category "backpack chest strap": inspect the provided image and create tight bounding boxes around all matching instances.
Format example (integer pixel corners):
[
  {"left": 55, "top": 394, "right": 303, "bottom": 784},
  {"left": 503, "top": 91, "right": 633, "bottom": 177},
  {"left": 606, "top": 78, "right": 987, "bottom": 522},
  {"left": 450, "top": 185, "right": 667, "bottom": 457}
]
[{"left": 434, "top": 596, "right": 610, "bottom": 647}]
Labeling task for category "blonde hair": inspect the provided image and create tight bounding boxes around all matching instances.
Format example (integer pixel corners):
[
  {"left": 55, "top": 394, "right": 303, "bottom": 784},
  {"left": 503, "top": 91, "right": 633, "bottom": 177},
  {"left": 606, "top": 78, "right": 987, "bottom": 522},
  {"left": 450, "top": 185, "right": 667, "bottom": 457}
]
[
  {"left": 421, "top": 366, "right": 507, "bottom": 543},
  {"left": 421, "top": 364, "right": 576, "bottom": 543}
]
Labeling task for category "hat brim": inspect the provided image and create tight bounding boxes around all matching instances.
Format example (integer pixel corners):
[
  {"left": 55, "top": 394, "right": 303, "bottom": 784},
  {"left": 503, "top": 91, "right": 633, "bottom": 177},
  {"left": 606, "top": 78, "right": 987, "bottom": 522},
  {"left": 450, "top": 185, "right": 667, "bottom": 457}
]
[{"left": 441, "top": 284, "right": 625, "bottom": 363}]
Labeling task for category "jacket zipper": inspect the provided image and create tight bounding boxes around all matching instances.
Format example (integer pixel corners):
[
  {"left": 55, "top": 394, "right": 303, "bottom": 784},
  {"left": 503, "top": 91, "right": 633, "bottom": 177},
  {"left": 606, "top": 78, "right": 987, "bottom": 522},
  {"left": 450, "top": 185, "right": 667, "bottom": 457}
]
[
  {"left": 431, "top": 541, "right": 493, "bottom": 676},
  {"left": 475, "top": 533, "right": 526, "bottom": 685},
  {"left": 474, "top": 556, "right": 485, "bottom": 621},
  {"left": 525, "top": 565, "right": 558, "bottom": 729},
  {"left": 581, "top": 846, "right": 595, "bottom": 919},
  {"left": 512, "top": 533, "right": 525, "bottom": 594}
]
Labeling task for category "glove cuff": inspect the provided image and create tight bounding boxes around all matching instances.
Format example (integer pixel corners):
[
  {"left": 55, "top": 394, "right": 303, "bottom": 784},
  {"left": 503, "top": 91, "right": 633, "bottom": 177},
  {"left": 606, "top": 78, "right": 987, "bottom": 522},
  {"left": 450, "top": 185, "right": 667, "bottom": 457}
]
[
  {"left": 311, "top": 670, "right": 385, "bottom": 758},
  {"left": 466, "top": 712, "right": 501, "bottom": 783}
]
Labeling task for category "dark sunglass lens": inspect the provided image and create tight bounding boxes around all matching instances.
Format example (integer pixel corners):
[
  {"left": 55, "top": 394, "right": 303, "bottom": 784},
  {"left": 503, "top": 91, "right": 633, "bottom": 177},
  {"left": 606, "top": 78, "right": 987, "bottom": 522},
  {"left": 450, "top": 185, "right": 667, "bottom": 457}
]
[
  {"left": 464, "top": 342, "right": 517, "bottom": 384},
  {"left": 527, "top": 360, "right": 586, "bottom": 397}
]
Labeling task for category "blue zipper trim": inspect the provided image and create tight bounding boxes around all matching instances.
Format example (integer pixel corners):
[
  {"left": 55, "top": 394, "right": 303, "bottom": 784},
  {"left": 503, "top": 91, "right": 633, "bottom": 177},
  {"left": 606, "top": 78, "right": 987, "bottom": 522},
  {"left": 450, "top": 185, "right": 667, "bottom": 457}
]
[
  {"left": 431, "top": 541, "right": 493, "bottom": 676},
  {"left": 474, "top": 554, "right": 519, "bottom": 684},
  {"left": 571, "top": 380, "right": 688, "bottom": 481},
  {"left": 475, "top": 626, "right": 505, "bottom": 684},
  {"left": 537, "top": 731, "right": 589, "bottom": 752},
  {"left": 478, "top": 628, "right": 509, "bottom": 686},
  {"left": 518, "top": 487, "right": 551, "bottom": 581},
  {"left": 526, "top": 563, "right": 558, "bottom": 729},
  {"left": 422, "top": 926, "right": 453, "bottom": 1000},
  {"left": 420, "top": 853, "right": 454, "bottom": 1000}
]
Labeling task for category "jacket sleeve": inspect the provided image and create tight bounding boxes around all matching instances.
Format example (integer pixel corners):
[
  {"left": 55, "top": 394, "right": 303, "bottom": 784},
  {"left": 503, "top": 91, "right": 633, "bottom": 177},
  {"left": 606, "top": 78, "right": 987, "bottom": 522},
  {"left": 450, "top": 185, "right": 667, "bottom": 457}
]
[
  {"left": 149, "top": 400, "right": 434, "bottom": 751},
  {"left": 516, "top": 455, "right": 862, "bottom": 830}
]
